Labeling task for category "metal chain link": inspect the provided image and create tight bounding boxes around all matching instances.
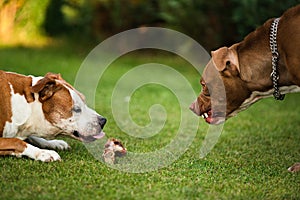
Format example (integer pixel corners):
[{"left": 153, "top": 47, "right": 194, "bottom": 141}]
[{"left": 270, "top": 17, "right": 285, "bottom": 100}]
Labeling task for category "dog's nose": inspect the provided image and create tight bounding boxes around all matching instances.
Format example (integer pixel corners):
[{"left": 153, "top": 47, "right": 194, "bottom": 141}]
[
  {"left": 189, "top": 100, "right": 200, "bottom": 116},
  {"left": 189, "top": 101, "right": 198, "bottom": 113},
  {"left": 98, "top": 117, "right": 107, "bottom": 129}
]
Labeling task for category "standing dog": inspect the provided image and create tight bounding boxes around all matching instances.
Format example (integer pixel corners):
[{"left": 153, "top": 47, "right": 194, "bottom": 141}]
[
  {"left": 190, "top": 5, "right": 300, "bottom": 172},
  {"left": 0, "top": 71, "right": 106, "bottom": 162}
]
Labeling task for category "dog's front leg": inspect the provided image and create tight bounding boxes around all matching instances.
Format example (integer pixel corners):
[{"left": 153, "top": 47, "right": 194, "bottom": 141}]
[
  {"left": 25, "top": 136, "right": 70, "bottom": 150},
  {"left": 0, "top": 138, "right": 61, "bottom": 162}
]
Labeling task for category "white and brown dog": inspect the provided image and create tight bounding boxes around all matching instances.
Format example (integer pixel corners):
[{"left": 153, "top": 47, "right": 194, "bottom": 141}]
[{"left": 0, "top": 71, "right": 106, "bottom": 162}]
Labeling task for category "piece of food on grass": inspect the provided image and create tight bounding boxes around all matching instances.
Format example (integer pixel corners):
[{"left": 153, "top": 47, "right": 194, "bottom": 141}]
[
  {"left": 102, "top": 150, "right": 115, "bottom": 165},
  {"left": 102, "top": 138, "right": 127, "bottom": 164},
  {"left": 288, "top": 162, "right": 300, "bottom": 172}
]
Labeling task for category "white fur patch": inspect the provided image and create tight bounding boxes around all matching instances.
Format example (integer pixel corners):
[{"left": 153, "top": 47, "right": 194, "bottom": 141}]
[
  {"left": 229, "top": 85, "right": 300, "bottom": 117},
  {"left": 30, "top": 76, "right": 43, "bottom": 85},
  {"left": 3, "top": 84, "right": 31, "bottom": 138},
  {"left": 20, "top": 143, "right": 61, "bottom": 162},
  {"left": 15, "top": 93, "right": 60, "bottom": 139}
]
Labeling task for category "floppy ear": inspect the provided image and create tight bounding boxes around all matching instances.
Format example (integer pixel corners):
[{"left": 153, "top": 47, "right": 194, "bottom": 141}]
[
  {"left": 44, "top": 72, "right": 63, "bottom": 81},
  {"left": 211, "top": 46, "right": 239, "bottom": 75},
  {"left": 31, "top": 73, "right": 63, "bottom": 102}
]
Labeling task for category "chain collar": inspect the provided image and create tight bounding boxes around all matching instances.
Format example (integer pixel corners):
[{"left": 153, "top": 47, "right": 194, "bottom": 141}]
[{"left": 270, "top": 17, "right": 285, "bottom": 100}]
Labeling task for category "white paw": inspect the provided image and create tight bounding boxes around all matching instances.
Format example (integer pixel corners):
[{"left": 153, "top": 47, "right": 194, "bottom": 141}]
[
  {"left": 36, "top": 149, "right": 61, "bottom": 162},
  {"left": 21, "top": 144, "right": 61, "bottom": 162},
  {"left": 48, "top": 140, "right": 70, "bottom": 150}
]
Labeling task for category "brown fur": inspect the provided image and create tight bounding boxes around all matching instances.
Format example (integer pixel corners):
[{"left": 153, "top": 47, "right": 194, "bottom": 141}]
[
  {"left": 5, "top": 72, "right": 34, "bottom": 102},
  {"left": 191, "top": 5, "right": 300, "bottom": 172},
  {"left": 31, "top": 73, "right": 73, "bottom": 122},
  {"left": 0, "top": 138, "right": 27, "bottom": 155},
  {"left": 0, "top": 71, "right": 12, "bottom": 136},
  {"left": 0, "top": 71, "right": 34, "bottom": 136}
]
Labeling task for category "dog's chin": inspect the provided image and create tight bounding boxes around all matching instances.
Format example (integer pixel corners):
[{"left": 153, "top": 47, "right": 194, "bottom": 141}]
[
  {"left": 201, "top": 110, "right": 226, "bottom": 125},
  {"left": 204, "top": 116, "right": 225, "bottom": 125},
  {"left": 72, "top": 130, "right": 105, "bottom": 142}
]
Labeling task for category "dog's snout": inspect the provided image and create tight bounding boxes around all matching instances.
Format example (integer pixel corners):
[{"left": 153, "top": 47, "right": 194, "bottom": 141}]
[
  {"left": 190, "top": 100, "right": 201, "bottom": 116},
  {"left": 189, "top": 102, "right": 195, "bottom": 111},
  {"left": 98, "top": 117, "right": 107, "bottom": 129}
]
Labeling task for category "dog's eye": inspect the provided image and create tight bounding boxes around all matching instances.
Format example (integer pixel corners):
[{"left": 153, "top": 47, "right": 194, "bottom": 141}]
[{"left": 72, "top": 106, "right": 82, "bottom": 113}]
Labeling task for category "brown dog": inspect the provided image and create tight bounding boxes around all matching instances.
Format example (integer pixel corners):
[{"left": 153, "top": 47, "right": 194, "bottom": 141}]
[{"left": 190, "top": 5, "right": 300, "bottom": 172}]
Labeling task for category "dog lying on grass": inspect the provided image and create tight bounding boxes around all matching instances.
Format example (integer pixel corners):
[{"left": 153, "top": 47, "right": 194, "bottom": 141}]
[{"left": 0, "top": 71, "right": 106, "bottom": 162}]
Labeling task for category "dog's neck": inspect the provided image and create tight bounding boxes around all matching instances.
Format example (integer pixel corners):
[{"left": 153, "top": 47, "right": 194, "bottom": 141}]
[{"left": 235, "top": 19, "right": 293, "bottom": 92}]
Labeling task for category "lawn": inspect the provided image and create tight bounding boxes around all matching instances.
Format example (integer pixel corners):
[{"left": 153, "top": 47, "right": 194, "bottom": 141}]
[{"left": 0, "top": 45, "right": 299, "bottom": 200}]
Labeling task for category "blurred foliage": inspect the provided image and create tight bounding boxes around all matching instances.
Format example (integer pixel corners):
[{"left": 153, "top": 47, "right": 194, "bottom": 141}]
[
  {"left": 44, "top": 0, "right": 66, "bottom": 35},
  {"left": 231, "top": 0, "right": 299, "bottom": 39},
  {"left": 160, "top": 0, "right": 235, "bottom": 50},
  {"left": 0, "top": 0, "right": 49, "bottom": 46},
  {"left": 0, "top": 0, "right": 299, "bottom": 49},
  {"left": 160, "top": 0, "right": 299, "bottom": 49}
]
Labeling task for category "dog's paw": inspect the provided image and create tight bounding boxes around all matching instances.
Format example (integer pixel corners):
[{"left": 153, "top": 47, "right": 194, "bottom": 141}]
[
  {"left": 36, "top": 149, "right": 61, "bottom": 162},
  {"left": 288, "top": 163, "right": 300, "bottom": 172},
  {"left": 48, "top": 140, "right": 70, "bottom": 150},
  {"left": 21, "top": 144, "right": 61, "bottom": 162}
]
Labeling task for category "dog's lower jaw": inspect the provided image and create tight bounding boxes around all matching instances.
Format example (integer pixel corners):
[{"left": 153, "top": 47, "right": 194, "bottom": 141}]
[{"left": 72, "top": 130, "right": 105, "bottom": 142}]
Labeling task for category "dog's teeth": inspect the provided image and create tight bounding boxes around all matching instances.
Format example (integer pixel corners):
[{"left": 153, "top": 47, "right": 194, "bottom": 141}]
[{"left": 201, "top": 113, "right": 209, "bottom": 119}]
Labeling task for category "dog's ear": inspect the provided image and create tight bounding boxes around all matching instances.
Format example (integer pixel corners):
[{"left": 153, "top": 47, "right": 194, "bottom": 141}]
[
  {"left": 31, "top": 73, "right": 63, "bottom": 102},
  {"left": 211, "top": 46, "right": 240, "bottom": 76}
]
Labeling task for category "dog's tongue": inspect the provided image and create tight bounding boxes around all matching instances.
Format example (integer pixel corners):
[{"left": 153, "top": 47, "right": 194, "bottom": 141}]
[
  {"left": 206, "top": 116, "right": 213, "bottom": 124},
  {"left": 205, "top": 110, "right": 213, "bottom": 124},
  {"left": 93, "top": 131, "right": 105, "bottom": 139}
]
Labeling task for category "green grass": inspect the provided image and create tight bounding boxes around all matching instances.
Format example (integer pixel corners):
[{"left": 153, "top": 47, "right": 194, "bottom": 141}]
[{"left": 0, "top": 45, "right": 300, "bottom": 200}]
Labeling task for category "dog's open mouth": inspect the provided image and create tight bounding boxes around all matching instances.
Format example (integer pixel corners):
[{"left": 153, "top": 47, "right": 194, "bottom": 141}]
[
  {"left": 73, "top": 130, "right": 105, "bottom": 142},
  {"left": 201, "top": 110, "right": 225, "bottom": 125}
]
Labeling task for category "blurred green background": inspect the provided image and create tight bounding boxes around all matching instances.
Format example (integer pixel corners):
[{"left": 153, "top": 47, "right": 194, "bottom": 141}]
[{"left": 1, "top": 0, "right": 299, "bottom": 50}]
